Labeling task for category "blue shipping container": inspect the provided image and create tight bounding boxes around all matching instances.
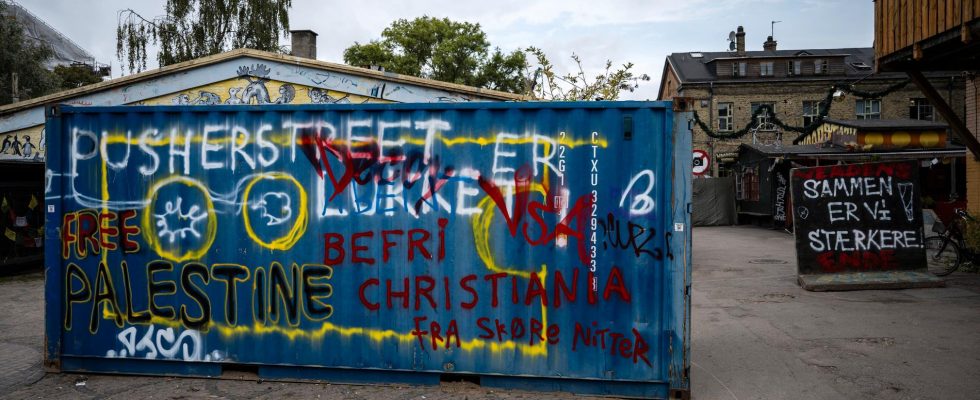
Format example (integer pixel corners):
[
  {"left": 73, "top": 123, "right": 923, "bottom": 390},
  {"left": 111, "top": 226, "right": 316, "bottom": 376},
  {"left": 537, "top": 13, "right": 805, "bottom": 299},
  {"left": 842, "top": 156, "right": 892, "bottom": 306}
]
[{"left": 44, "top": 102, "right": 691, "bottom": 398}]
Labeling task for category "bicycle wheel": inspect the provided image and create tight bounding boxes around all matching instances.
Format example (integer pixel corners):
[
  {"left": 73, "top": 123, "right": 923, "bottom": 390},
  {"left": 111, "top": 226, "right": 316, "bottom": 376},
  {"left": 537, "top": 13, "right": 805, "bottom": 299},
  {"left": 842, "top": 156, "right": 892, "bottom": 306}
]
[{"left": 924, "top": 236, "right": 960, "bottom": 276}]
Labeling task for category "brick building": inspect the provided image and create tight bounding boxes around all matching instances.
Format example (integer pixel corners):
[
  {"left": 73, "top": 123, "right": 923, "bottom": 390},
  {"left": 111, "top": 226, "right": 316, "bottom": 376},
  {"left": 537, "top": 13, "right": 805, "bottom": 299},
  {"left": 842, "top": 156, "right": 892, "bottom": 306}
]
[{"left": 657, "top": 26, "right": 966, "bottom": 177}]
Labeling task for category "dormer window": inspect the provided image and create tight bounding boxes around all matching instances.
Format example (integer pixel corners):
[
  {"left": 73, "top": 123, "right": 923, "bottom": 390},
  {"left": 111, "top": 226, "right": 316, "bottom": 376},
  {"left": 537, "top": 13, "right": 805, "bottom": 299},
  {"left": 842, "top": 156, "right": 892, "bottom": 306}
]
[
  {"left": 814, "top": 59, "right": 828, "bottom": 74},
  {"left": 788, "top": 60, "right": 802, "bottom": 75},
  {"left": 795, "top": 50, "right": 812, "bottom": 56},
  {"left": 732, "top": 62, "right": 747, "bottom": 77},
  {"left": 760, "top": 62, "right": 774, "bottom": 76}
]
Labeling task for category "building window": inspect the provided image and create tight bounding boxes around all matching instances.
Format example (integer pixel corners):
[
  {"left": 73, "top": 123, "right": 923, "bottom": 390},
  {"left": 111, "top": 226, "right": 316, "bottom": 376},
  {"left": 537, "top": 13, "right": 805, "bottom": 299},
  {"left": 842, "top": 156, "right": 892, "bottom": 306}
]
[
  {"left": 737, "top": 166, "right": 760, "bottom": 201},
  {"left": 909, "top": 98, "right": 934, "bottom": 121},
  {"left": 733, "top": 62, "right": 746, "bottom": 77},
  {"left": 814, "top": 59, "right": 828, "bottom": 74},
  {"left": 717, "top": 102, "right": 734, "bottom": 131},
  {"left": 802, "top": 100, "right": 821, "bottom": 126},
  {"left": 760, "top": 62, "right": 774, "bottom": 76},
  {"left": 788, "top": 60, "right": 802, "bottom": 75},
  {"left": 856, "top": 99, "right": 881, "bottom": 119},
  {"left": 751, "top": 102, "right": 776, "bottom": 131}
]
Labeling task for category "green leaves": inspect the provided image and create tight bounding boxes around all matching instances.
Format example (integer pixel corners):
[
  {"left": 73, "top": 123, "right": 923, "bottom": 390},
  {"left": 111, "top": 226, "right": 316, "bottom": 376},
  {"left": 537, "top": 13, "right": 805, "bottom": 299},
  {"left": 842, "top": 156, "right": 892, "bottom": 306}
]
[
  {"left": 523, "top": 47, "right": 650, "bottom": 101},
  {"left": 116, "top": 0, "right": 292, "bottom": 74},
  {"left": 343, "top": 16, "right": 525, "bottom": 93},
  {"left": 341, "top": 16, "right": 655, "bottom": 99},
  {"left": 0, "top": 2, "right": 60, "bottom": 105},
  {"left": 53, "top": 65, "right": 104, "bottom": 90}
]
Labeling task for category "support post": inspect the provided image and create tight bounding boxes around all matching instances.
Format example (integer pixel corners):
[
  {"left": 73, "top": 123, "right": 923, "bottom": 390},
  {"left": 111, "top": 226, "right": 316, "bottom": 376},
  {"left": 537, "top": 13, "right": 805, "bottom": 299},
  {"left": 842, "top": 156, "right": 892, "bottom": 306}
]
[{"left": 907, "top": 70, "right": 980, "bottom": 159}]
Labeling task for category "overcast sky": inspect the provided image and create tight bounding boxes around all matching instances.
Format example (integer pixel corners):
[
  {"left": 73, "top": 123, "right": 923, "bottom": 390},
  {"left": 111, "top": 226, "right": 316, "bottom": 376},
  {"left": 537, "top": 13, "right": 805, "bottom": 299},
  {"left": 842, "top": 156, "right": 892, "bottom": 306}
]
[{"left": 16, "top": 0, "right": 873, "bottom": 100}]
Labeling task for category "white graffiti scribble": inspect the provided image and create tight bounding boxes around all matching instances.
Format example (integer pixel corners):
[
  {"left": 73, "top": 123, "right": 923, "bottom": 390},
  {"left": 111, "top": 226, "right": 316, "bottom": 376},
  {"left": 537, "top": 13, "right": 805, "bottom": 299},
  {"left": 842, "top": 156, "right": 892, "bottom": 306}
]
[
  {"left": 154, "top": 198, "right": 209, "bottom": 243},
  {"left": 620, "top": 170, "right": 656, "bottom": 216},
  {"left": 105, "top": 325, "right": 224, "bottom": 362},
  {"left": 249, "top": 191, "right": 292, "bottom": 226}
]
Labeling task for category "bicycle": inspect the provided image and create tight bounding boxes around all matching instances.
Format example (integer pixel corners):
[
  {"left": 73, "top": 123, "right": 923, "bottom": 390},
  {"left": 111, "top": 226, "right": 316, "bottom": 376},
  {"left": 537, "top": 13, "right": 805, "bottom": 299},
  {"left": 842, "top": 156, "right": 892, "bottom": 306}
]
[{"left": 924, "top": 209, "right": 979, "bottom": 276}]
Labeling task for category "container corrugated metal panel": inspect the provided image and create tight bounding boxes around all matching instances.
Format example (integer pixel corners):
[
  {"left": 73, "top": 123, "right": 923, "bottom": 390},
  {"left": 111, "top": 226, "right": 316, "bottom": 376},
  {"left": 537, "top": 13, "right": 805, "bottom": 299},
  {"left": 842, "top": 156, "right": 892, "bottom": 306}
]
[{"left": 44, "top": 102, "right": 691, "bottom": 398}]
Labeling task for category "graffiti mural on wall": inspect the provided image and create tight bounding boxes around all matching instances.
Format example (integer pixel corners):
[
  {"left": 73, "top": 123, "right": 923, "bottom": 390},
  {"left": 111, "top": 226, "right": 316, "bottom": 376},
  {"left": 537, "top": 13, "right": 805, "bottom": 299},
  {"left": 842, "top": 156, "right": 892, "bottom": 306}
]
[
  {"left": 164, "top": 64, "right": 382, "bottom": 106},
  {"left": 0, "top": 126, "right": 44, "bottom": 161},
  {"left": 47, "top": 104, "right": 684, "bottom": 382}
]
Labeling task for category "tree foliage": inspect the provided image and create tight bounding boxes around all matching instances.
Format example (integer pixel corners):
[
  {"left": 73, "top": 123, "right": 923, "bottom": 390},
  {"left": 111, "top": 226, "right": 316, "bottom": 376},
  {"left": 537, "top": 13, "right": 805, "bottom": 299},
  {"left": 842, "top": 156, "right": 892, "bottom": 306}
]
[
  {"left": 53, "top": 65, "right": 103, "bottom": 90},
  {"left": 0, "top": 1, "right": 59, "bottom": 105},
  {"left": 116, "top": 0, "right": 291, "bottom": 74},
  {"left": 523, "top": 47, "right": 650, "bottom": 101},
  {"left": 343, "top": 16, "right": 528, "bottom": 93},
  {"left": 344, "top": 16, "right": 650, "bottom": 100}
]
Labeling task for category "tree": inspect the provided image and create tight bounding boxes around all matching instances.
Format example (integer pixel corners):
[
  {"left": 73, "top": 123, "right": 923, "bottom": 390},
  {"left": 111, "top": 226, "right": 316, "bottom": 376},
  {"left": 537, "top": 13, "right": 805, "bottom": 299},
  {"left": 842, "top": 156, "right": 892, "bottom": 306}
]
[
  {"left": 344, "top": 17, "right": 650, "bottom": 99},
  {"left": 0, "top": 1, "right": 59, "bottom": 105},
  {"left": 523, "top": 47, "right": 650, "bottom": 101},
  {"left": 54, "top": 65, "right": 103, "bottom": 90},
  {"left": 116, "top": 0, "right": 292, "bottom": 74},
  {"left": 343, "top": 16, "right": 528, "bottom": 93}
]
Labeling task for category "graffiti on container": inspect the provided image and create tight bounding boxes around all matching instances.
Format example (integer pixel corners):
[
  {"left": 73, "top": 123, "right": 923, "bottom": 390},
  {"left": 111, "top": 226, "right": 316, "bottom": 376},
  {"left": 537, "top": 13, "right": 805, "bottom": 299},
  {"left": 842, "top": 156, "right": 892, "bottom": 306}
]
[
  {"left": 598, "top": 213, "right": 665, "bottom": 260},
  {"left": 54, "top": 110, "right": 673, "bottom": 371},
  {"left": 104, "top": 325, "right": 224, "bottom": 362}
]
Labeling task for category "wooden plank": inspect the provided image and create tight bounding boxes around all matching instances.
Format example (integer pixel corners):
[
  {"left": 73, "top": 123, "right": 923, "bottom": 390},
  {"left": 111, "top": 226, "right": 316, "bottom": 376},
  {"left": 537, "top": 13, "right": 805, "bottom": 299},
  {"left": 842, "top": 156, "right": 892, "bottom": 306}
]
[
  {"left": 943, "top": 0, "right": 949, "bottom": 32},
  {"left": 887, "top": 0, "right": 894, "bottom": 54},
  {"left": 907, "top": 0, "right": 914, "bottom": 47},
  {"left": 928, "top": 0, "right": 936, "bottom": 38},
  {"left": 919, "top": 0, "right": 928, "bottom": 42},
  {"left": 892, "top": 0, "right": 899, "bottom": 53},
  {"left": 874, "top": 0, "right": 882, "bottom": 59},
  {"left": 902, "top": 1, "right": 910, "bottom": 48},
  {"left": 945, "top": 0, "right": 962, "bottom": 31}
]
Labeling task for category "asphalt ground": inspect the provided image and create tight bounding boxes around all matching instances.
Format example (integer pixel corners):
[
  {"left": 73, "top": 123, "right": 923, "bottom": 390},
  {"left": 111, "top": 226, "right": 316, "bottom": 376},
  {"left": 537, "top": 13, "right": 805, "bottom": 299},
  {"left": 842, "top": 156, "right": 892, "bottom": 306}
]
[{"left": 1, "top": 225, "right": 978, "bottom": 399}]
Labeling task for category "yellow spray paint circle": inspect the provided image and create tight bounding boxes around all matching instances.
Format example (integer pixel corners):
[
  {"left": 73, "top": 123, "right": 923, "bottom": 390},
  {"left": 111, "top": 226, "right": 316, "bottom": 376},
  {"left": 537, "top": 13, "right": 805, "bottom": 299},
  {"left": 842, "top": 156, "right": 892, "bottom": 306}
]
[
  {"left": 242, "top": 172, "right": 308, "bottom": 251},
  {"left": 142, "top": 176, "right": 217, "bottom": 262}
]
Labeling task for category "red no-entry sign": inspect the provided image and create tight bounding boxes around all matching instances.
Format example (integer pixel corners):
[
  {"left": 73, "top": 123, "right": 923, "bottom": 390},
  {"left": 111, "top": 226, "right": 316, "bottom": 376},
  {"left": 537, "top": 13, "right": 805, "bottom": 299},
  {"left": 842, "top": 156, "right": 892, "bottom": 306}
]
[{"left": 692, "top": 149, "right": 710, "bottom": 176}]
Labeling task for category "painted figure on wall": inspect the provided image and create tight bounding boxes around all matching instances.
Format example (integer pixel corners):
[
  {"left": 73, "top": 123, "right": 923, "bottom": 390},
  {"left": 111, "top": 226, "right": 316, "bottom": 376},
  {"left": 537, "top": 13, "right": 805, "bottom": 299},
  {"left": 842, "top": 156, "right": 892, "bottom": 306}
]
[
  {"left": 0, "top": 132, "right": 43, "bottom": 160},
  {"left": 170, "top": 64, "right": 298, "bottom": 105}
]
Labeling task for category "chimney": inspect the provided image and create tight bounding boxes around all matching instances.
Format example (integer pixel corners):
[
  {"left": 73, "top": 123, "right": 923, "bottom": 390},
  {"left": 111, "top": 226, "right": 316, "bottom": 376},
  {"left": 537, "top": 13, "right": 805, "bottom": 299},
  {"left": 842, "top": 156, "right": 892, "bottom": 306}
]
[
  {"left": 290, "top": 30, "right": 318, "bottom": 59},
  {"left": 763, "top": 35, "right": 777, "bottom": 52},
  {"left": 735, "top": 26, "right": 745, "bottom": 56}
]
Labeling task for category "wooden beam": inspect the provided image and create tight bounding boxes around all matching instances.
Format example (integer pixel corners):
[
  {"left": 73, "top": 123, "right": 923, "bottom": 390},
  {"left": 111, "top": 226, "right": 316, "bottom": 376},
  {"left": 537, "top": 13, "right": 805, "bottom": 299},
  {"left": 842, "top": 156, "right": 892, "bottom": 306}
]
[{"left": 907, "top": 70, "right": 980, "bottom": 159}]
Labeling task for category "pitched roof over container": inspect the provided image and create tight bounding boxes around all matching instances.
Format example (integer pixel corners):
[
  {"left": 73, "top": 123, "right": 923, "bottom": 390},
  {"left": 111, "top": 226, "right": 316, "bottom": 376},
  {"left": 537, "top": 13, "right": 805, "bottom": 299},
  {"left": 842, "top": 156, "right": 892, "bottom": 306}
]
[{"left": 0, "top": 48, "right": 523, "bottom": 162}]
